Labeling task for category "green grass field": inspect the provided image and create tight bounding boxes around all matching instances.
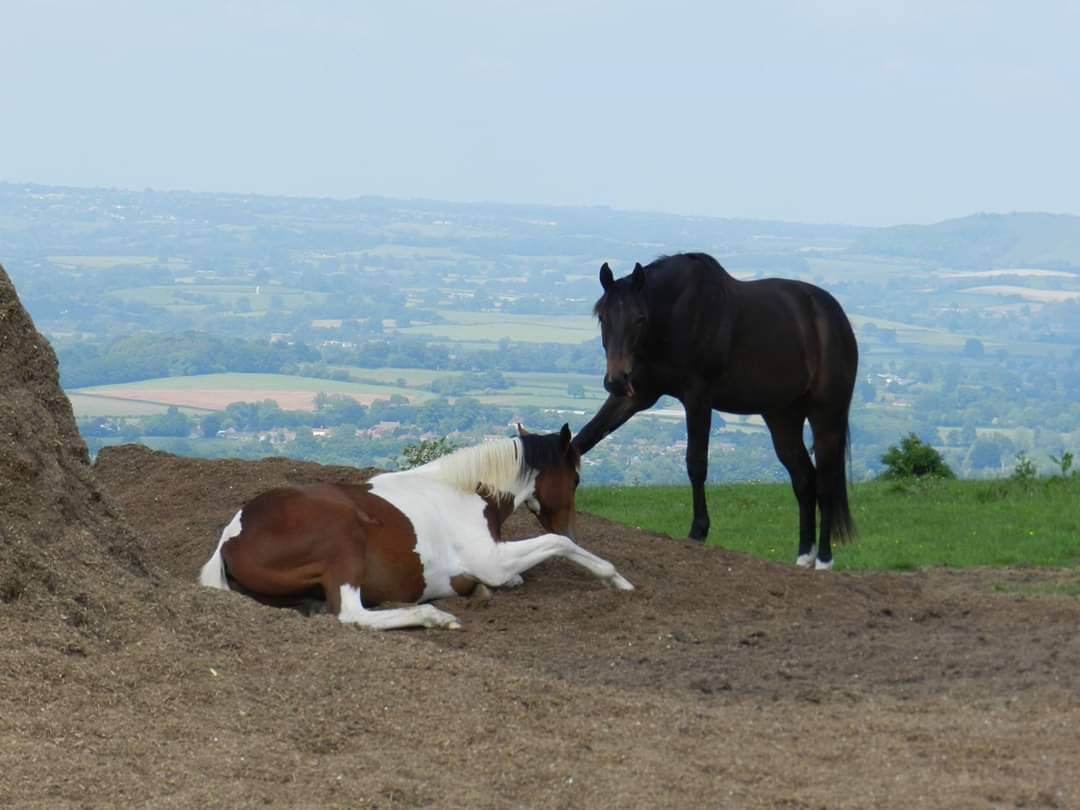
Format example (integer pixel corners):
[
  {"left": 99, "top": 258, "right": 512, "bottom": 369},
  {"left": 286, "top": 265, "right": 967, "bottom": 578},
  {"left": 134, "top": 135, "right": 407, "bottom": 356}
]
[
  {"left": 396, "top": 309, "right": 597, "bottom": 344},
  {"left": 578, "top": 476, "right": 1080, "bottom": 572},
  {"left": 109, "top": 284, "right": 326, "bottom": 311},
  {"left": 337, "top": 367, "right": 608, "bottom": 409},
  {"left": 66, "top": 393, "right": 209, "bottom": 417}
]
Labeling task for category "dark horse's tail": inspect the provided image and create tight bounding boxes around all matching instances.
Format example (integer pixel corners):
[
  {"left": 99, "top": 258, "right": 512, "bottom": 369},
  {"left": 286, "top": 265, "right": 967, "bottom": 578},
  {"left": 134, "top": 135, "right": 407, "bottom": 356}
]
[
  {"left": 831, "top": 303, "right": 858, "bottom": 545},
  {"left": 831, "top": 417, "right": 856, "bottom": 544}
]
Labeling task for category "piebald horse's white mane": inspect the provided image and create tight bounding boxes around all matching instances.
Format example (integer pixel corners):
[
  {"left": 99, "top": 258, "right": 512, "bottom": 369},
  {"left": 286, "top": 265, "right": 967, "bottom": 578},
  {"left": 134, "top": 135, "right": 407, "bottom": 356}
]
[{"left": 398, "top": 438, "right": 534, "bottom": 506}]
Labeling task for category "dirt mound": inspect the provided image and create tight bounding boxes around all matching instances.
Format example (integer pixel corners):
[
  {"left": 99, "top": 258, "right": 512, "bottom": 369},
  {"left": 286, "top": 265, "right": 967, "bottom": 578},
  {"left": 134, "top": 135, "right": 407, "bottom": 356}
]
[
  {"left": 0, "top": 264, "right": 158, "bottom": 643},
  {"left": 93, "top": 443, "right": 379, "bottom": 581}
]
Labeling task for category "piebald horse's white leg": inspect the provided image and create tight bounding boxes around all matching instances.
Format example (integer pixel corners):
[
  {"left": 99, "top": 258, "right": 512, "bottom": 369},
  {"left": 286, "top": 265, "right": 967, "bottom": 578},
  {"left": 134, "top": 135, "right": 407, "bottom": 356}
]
[
  {"left": 473, "top": 533, "right": 635, "bottom": 591},
  {"left": 336, "top": 585, "right": 461, "bottom": 631}
]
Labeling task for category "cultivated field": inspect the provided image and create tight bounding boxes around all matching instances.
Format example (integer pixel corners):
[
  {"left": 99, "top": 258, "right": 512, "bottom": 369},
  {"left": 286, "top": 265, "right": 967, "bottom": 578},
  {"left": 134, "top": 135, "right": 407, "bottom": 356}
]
[
  {"left": 396, "top": 309, "right": 598, "bottom": 344},
  {"left": 70, "top": 372, "right": 430, "bottom": 415},
  {"left": 68, "top": 370, "right": 615, "bottom": 416}
]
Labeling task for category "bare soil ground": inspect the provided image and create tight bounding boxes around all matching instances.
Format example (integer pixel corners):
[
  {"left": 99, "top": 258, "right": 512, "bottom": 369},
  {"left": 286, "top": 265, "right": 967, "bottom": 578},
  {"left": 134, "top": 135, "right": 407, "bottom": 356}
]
[{"left": 2, "top": 265, "right": 1078, "bottom": 808}]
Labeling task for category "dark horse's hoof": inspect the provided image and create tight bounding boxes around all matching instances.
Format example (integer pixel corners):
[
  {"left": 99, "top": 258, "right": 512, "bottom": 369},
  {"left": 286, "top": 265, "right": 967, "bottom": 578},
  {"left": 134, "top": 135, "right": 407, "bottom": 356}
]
[{"left": 687, "top": 530, "right": 708, "bottom": 543}]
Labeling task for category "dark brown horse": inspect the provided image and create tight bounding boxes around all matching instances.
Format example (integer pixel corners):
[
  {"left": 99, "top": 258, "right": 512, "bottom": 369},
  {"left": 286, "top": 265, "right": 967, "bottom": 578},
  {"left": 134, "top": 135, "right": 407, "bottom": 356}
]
[
  {"left": 198, "top": 425, "right": 633, "bottom": 630},
  {"left": 573, "top": 253, "right": 858, "bottom": 569}
]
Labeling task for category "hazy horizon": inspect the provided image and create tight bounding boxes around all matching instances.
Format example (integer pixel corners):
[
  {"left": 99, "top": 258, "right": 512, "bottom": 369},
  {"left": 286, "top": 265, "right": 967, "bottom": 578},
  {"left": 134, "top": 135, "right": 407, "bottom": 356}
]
[{"left": 3, "top": 1, "right": 1079, "bottom": 227}]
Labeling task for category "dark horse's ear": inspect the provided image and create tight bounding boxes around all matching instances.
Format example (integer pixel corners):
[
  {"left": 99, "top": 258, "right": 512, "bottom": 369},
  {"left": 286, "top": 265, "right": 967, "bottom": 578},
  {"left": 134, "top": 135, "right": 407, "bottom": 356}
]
[
  {"left": 559, "top": 423, "right": 572, "bottom": 451},
  {"left": 517, "top": 422, "right": 530, "bottom": 436},
  {"left": 600, "top": 262, "right": 614, "bottom": 291},
  {"left": 632, "top": 262, "right": 645, "bottom": 289}
]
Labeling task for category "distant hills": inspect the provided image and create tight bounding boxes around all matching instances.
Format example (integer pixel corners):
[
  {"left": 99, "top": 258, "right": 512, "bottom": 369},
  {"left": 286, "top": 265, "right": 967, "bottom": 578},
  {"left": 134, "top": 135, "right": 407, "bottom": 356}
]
[
  {"left": 3, "top": 181, "right": 1080, "bottom": 272},
  {"left": 848, "top": 212, "right": 1080, "bottom": 271}
]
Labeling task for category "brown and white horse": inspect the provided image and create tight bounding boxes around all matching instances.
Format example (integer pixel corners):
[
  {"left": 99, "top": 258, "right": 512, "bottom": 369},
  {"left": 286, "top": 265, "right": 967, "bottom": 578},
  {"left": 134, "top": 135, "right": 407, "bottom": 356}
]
[{"left": 198, "top": 425, "right": 633, "bottom": 630}]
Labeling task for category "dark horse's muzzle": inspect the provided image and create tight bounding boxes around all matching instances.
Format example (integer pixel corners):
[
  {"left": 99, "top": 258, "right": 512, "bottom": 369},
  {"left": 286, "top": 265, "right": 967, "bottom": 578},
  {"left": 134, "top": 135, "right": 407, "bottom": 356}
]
[{"left": 603, "top": 372, "right": 634, "bottom": 398}]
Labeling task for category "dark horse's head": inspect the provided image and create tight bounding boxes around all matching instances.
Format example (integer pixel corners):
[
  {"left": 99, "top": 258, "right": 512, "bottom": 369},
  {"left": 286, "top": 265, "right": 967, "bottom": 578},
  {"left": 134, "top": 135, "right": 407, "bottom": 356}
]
[{"left": 595, "top": 261, "right": 648, "bottom": 397}]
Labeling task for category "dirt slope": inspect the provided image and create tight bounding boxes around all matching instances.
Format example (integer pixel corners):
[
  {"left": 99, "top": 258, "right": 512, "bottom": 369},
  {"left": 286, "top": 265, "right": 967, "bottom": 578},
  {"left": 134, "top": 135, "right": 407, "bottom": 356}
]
[{"left": 2, "top": 264, "right": 1078, "bottom": 808}]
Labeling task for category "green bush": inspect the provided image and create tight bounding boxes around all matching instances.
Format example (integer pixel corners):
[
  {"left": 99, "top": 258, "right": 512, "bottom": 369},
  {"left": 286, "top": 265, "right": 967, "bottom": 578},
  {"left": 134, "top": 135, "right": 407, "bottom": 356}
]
[
  {"left": 1010, "top": 451, "right": 1038, "bottom": 483},
  {"left": 397, "top": 437, "right": 458, "bottom": 470},
  {"left": 1050, "top": 450, "right": 1075, "bottom": 479},
  {"left": 879, "top": 433, "right": 955, "bottom": 479}
]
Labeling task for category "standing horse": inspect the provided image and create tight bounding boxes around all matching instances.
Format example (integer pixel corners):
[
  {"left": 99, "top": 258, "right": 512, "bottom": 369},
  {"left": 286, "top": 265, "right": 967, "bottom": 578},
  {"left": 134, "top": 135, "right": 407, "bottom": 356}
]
[
  {"left": 573, "top": 253, "right": 858, "bottom": 570},
  {"left": 198, "top": 425, "right": 633, "bottom": 630}
]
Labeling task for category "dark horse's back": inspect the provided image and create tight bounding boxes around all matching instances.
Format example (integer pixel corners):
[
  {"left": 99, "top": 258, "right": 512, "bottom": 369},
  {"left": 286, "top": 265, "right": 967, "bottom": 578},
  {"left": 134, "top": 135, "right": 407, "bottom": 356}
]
[{"left": 643, "top": 253, "right": 857, "bottom": 417}]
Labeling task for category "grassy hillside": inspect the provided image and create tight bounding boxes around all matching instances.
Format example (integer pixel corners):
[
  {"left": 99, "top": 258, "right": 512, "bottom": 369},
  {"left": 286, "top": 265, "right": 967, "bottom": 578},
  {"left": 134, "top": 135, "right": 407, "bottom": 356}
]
[
  {"left": 848, "top": 212, "right": 1080, "bottom": 269},
  {"left": 578, "top": 477, "right": 1080, "bottom": 572}
]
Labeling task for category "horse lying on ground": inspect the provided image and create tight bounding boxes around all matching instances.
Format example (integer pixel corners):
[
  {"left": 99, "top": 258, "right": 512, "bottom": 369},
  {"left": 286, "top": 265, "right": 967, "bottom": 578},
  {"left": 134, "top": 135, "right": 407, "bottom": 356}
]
[
  {"left": 198, "top": 425, "right": 633, "bottom": 630},
  {"left": 573, "top": 252, "right": 858, "bottom": 570}
]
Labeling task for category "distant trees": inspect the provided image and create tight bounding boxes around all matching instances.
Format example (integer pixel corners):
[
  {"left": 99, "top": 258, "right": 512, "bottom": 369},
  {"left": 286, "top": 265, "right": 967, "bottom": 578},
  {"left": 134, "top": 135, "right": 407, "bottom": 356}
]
[
  {"left": 58, "top": 332, "right": 319, "bottom": 388},
  {"left": 428, "top": 371, "right": 513, "bottom": 396},
  {"left": 963, "top": 338, "right": 985, "bottom": 359},
  {"left": 142, "top": 406, "right": 193, "bottom": 437}
]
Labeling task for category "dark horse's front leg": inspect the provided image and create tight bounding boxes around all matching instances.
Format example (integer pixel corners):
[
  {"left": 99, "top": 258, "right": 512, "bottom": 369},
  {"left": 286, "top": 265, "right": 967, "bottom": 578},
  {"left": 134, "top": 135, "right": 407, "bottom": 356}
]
[
  {"left": 572, "top": 393, "right": 657, "bottom": 455},
  {"left": 684, "top": 398, "right": 712, "bottom": 542}
]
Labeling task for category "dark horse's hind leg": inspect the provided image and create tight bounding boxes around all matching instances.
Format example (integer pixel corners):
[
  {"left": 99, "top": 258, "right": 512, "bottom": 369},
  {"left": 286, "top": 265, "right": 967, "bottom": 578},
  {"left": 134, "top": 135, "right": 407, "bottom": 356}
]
[
  {"left": 684, "top": 399, "right": 712, "bottom": 542},
  {"left": 807, "top": 412, "right": 849, "bottom": 570},
  {"left": 763, "top": 410, "right": 817, "bottom": 566}
]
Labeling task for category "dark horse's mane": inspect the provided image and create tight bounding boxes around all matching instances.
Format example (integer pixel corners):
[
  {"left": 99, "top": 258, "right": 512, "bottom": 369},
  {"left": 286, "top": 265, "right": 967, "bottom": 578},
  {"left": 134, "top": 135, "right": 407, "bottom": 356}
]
[{"left": 592, "top": 252, "right": 734, "bottom": 320}]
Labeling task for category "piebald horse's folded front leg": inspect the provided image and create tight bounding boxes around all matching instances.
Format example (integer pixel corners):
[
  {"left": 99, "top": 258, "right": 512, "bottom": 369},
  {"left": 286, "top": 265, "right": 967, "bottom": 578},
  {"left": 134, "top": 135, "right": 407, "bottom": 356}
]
[
  {"left": 473, "top": 533, "right": 635, "bottom": 591},
  {"left": 336, "top": 584, "right": 461, "bottom": 630}
]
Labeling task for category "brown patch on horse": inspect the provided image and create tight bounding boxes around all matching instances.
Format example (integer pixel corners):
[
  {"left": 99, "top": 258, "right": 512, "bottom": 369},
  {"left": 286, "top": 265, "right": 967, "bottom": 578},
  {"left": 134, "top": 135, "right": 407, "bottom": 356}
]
[
  {"left": 481, "top": 490, "right": 516, "bottom": 542},
  {"left": 221, "top": 482, "right": 427, "bottom": 612},
  {"left": 333, "top": 483, "right": 427, "bottom": 606},
  {"left": 450, "top": 574, "right": 480, "bottom": 597}
]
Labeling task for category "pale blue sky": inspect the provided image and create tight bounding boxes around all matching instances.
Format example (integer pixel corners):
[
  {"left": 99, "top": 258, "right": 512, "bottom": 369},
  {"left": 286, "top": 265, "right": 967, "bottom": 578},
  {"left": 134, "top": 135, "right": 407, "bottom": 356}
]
[{"left": 2, "top": 0, "right": 1078, "bottom": 225}]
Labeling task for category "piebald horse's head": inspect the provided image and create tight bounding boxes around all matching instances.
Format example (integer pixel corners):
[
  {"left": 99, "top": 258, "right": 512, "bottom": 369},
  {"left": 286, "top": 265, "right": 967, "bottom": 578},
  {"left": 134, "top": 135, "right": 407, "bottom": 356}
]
[{"left": 518, "top": 423, "right": 580, "bottom": 540}]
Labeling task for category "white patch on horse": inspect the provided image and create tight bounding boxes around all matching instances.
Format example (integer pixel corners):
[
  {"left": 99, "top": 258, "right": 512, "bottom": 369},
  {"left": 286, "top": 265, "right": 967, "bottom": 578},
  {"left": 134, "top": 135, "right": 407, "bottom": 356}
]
[
  {"left": 795, "top": 545, "right": 817, "bottom": 569},
  {"left": 367, "top": 473, "right": 494, "bottom": 602},
  {"left": 368, "top": 437, "right": 634, "bottom": 601},
  {"left": 337, "top": 584, "right": 460, "bottom": 630},
  {"left": 814, "top": 558, "right": 834, "bottom": 571},
  {"left": 198, "top": 509, "right": 242, "bottom": 590}
]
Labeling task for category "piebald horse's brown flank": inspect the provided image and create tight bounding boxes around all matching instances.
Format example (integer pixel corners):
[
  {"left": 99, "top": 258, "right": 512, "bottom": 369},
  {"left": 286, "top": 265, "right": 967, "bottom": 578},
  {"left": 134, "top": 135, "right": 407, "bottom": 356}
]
[{"left": 199, "top": 425, "right": 633, "bottom": 630}]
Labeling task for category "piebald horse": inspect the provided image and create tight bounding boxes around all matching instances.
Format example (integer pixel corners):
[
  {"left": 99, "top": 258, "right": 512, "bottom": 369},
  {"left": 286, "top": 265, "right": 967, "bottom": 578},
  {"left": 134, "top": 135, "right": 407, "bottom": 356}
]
[{"left": 198, "top": 425, "right": 633, "bottom": 630}]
